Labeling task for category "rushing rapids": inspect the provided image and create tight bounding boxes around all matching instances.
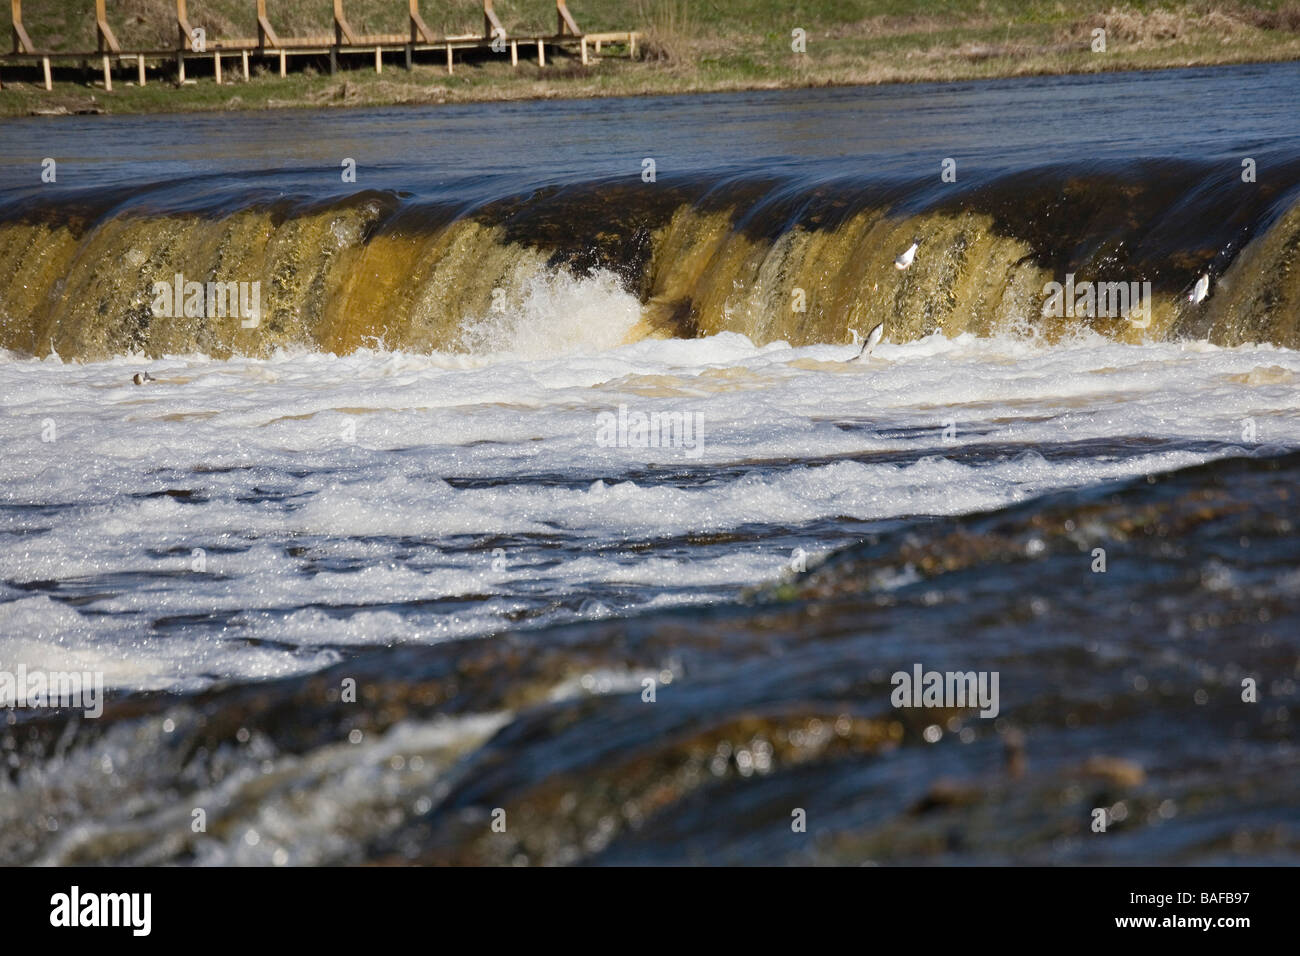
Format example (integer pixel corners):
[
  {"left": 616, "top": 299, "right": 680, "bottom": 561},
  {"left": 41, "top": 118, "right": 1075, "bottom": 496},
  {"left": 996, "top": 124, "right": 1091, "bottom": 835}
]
[
  {"left": 3, "top": 156, "right": 1300, "bottom": 360},
  {"left": 4, "top": 450, "right": 1298, "bottom": 865}
]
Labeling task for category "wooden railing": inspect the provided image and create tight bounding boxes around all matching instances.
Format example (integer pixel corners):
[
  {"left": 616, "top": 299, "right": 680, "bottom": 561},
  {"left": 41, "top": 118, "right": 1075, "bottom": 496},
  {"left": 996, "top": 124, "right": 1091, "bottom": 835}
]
[{"left": 1, "top": 1, "right": 639, "bottom": 90}]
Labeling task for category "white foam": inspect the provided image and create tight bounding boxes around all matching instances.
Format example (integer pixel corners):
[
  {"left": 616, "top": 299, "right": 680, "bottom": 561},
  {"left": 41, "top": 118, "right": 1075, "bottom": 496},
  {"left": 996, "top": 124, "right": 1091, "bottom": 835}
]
[
  {"left": 3, "top": 328, "right": 1298, "bottom": 696},
  {"left": 456, "top": 267, "right": 642, "bottom": 360}
]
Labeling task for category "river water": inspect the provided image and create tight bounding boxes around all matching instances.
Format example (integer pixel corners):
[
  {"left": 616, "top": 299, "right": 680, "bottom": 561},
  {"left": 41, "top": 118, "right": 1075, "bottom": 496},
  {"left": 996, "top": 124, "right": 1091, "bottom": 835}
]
[{"left": 1, "top": 64, "right": 1298, "bottom": 864}]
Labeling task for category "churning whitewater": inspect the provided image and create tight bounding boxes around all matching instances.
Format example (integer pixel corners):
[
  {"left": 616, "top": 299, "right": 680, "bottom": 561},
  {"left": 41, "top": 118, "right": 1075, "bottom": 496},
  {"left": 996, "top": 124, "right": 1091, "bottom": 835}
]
[{"left": 3, "top": 308, "right": 1298, "bottom": 698}]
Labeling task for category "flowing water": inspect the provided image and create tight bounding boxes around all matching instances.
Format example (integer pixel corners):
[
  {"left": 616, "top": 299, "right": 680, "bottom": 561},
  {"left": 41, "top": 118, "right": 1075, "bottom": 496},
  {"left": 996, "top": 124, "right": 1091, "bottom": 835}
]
[{"left": 1, "top": 64, "right": 1299, "bottom": 865}]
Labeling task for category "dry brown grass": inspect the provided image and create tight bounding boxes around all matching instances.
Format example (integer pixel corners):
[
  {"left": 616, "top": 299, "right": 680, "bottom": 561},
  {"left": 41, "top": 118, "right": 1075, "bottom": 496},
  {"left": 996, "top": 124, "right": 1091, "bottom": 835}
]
[
  {"left": 634, "top": 0, "right": 692, "bottom": 64},
  {"left": 1072, "top": 2, "right": 1300, "bottom": 47},
  {"left": 1245, "top": 0, "right": 1300, "bottom": 30}
]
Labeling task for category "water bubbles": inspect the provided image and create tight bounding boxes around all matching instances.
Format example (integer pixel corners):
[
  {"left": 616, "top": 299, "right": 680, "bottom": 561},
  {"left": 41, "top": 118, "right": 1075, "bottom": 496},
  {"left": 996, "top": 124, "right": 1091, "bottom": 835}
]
[
  {"left": 329, "top": 218, "right": 355, "bottom": 248},
  {"left": 578, "top": 598, "right": 612, "bottom": 619}
]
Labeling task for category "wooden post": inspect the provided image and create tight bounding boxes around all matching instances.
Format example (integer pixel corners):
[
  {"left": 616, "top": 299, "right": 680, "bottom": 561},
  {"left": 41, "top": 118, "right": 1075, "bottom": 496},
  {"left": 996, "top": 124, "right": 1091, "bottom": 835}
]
[
  {"left": 214, "top": 51, "right": 222, "bottom": 83},
  {"left": 137, "top": 53, "right": 145, "bottom": 85},
  {"left": 409, "top": 0, "right": 435, "bottom": 44},
  {"left": 510, "top": 39, "right": 517, "bottom": 67},
  {"left": 556, "top": 0, "right": 581, "bottom": 37},
  {"left": 329, "top": 47, "right": 338, "bottom": 75},
  {"left": 101, "top": 54, "right": 111, "bottom": 91},
  {"left": 95, "top": 0, "right": 121, "bottom": 53},
  {"left": 333, "top": 0, "right": 358, "bottom": 46},
  {"left": 176, "top": 0, "right": 195, "bottom": 52},
  {"left": 580, "top": 37, "right": 587, "bottom": 65},
  {"left": 404, "top": 43, "right": 412, "bottom": 70},
  {"left": 482, "top": 0, "right": 505, "bottom": 41},
  {"left": 278, "top": 50, "right": 286, "bottom": 76},
  {"left": 374, "top": 46, "right": 381, "bottom": 74},
  {"left": 445, "top": 43, "right": 452, "bottom": 75},
  {"left": 176, "top": 51, "right": 185, "bottom": 82},
  {"left": 537, "top": 39, "right": 544, "bottom": 67},
  {"left": 241, "top": 49, "right": 249, "bottom": 79},
  {"left": 41, "top": 55, "right": 51, "bottom": 90},
  {"left": 257, "top": 0, "right": 281, "bottom": 49},
  {"left": 12, "top": 0, "right": 37, "bottom": 55},
  {"left": 630, "top": 33, "right": 637, "bottom": 58}
]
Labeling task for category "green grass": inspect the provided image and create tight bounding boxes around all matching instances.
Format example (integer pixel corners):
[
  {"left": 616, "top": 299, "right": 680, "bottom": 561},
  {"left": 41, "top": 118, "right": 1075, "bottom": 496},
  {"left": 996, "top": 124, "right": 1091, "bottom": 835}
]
[{"left": 3, "top": 1, "right": 1300, "bottom": 116}]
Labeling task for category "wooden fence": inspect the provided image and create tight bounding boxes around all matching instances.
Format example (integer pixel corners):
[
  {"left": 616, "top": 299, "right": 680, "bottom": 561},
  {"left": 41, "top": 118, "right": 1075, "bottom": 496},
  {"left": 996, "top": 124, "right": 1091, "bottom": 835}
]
[{"left": 2, "top": 0, "right": 638, "bottom": 90}]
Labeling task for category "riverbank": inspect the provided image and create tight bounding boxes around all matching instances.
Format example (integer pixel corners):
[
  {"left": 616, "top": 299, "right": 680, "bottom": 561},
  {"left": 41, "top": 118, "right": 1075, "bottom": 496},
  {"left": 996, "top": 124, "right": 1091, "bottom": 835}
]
[{"left": 2, "top": 1, "right": 1300, "bottom": 117}]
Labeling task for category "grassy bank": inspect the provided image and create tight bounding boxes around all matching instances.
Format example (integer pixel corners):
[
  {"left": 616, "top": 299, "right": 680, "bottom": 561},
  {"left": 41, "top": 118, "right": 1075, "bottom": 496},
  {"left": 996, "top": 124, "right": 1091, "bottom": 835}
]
[{"left": 2, "top": 1, "right": 1300, "bottom": 116}]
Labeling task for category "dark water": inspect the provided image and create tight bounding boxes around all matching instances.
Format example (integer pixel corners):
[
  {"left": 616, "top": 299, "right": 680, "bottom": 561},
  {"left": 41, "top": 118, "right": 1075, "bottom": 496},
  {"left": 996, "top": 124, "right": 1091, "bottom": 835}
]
[
  {"left": 4, "top": 450, "right": 1298, "bottom": 864},
  {"left": 3, "top": 61, "right": 1300, "bottom": 204}
]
